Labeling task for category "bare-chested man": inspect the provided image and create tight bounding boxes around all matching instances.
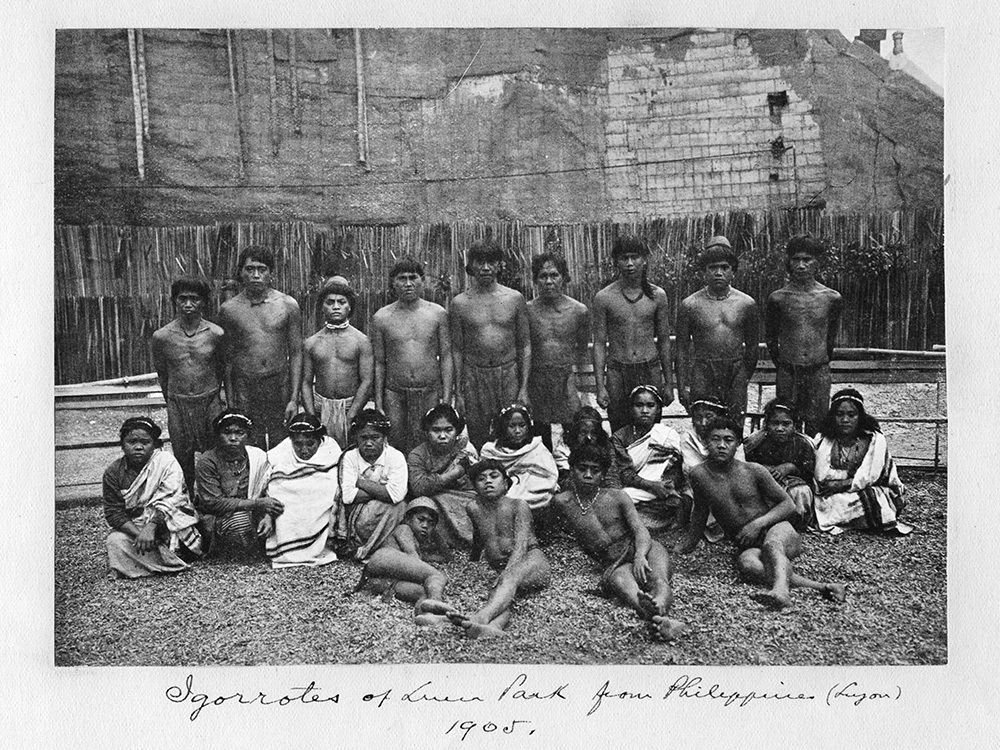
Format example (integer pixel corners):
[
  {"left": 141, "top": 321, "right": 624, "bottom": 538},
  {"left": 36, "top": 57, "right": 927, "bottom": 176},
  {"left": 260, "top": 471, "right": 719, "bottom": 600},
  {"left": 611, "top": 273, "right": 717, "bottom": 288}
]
[
  {"left": 675, "top": 236, "right": 759, "bottom": 431},
  {"left": 152, "top": 277, "right": 226, "bottom": 493},
  {"left": 372, "top": 258, "right": 452, "bottom": 454},
  {"left": 302, "top": 276, "right": 373, "bottom": 449},
  {"left": 449, "top": 240, "right": 531, "bottom": 449},
  {"left": 526, "top": 252, "right": 590, "bottom": 450},
  {"left": 219, "top": 247, "right": 302, "bottom": 450},
  {"left": 552, "top": 445, "right": 687, "bottom": 640},
  {"left": 675, "top": 416, "right": 846, "bottom": 610},
  {"left": 592, "top": 236, "right": 674, "bottom": 432},
  {"left": 447, "top": 459, "right": 550, "bottom": 638},
  {"left": 765, "top": 235, "right": 843, "bottom": 436}
]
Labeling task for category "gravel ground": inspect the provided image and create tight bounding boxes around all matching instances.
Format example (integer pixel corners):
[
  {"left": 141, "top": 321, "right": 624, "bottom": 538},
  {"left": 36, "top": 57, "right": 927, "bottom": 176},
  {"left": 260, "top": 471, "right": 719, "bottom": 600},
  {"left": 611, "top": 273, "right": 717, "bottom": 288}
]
[{"left": 55, "top": 471, "right": 946, "bottom": 666}]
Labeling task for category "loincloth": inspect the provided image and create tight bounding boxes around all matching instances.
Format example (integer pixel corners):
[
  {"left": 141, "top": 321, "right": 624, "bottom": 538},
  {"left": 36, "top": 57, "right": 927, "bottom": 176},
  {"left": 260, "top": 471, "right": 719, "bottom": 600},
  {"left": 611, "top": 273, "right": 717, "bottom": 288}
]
[
  {"left": 527, "top": 364, "right": 578, "bottom": 424},
  {"left": 385, "top": 384, "right": 439, "bottom": 455},
  {"left": 462, "top": 360, "right": 519, "bottom": 448},
  {"left": 598, "top": 538, "right": 636, "bottom": 593},
  {"left": 231, "top": 369, "right": 290, "bottom": 449},
  {"left": 165, "top": 386, "right": 224, "bottom": 460},
  {"left": 314, "top": 391, "right": 354, "bottom": 449}
]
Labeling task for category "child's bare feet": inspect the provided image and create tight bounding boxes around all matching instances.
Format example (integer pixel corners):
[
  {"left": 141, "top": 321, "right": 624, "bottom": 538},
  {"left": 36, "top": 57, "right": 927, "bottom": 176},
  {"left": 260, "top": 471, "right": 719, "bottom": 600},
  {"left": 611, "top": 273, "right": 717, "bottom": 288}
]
[
  {"left": 637, "top": 589, "right": 661, "bottom": 617},
  {"left": 822, "top": 583, "right": 847, "bottom": 603},
  {"left": 414, "top": 613, "right": 451, "bottom": 627},
  {"left": 415, "top": 598, "right": 454, "bottom": 615},
  {"left": 461, "top": 621, "right": 507, "bottom": 639},
  {"left": 650, "top": 615, "right": 687, "bottom": 641},
  {"left": 758, "top": 588, "right": 794, "bottom": 611}
]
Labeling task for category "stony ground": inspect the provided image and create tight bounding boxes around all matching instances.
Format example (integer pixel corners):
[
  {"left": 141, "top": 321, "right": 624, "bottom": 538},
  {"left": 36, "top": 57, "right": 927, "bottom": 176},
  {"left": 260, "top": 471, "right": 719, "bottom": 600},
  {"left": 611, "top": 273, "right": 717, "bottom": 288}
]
[{"left": 54, "top": 471, "right": 945, "bottom": 666}]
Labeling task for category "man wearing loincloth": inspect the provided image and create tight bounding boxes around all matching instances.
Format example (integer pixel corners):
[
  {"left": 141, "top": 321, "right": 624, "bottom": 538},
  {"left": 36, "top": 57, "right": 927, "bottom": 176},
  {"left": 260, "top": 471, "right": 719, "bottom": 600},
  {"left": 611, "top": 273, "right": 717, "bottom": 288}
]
[
  {"left": 449, "top": 240, "right": 530, "bottom": 449},
  {"left": 302, "top": 276, "right": 373, "bottom": 449},
  {"left": 220, "top": 247, "right": 303, "bottom": 450},
  {"left": 765, "top": 235, "right": 843, "bottom": 437},
  {"left": 592, "top": 236, "right": 674, "bottom": 432},
  {"left": 152, "top": 276, "right": 225, "bottom": 493},
  {"left": 526, "top": 252, "right": 590, "bottom": 450},
  {"left": 676, "top": 416, "right": 846, "bottom": 611},
  {"left": 674, "top": 236, "right": 759, "bottom": 433},
  {"left": 372, "top": 257, "right": 452, "bottom": 455}
]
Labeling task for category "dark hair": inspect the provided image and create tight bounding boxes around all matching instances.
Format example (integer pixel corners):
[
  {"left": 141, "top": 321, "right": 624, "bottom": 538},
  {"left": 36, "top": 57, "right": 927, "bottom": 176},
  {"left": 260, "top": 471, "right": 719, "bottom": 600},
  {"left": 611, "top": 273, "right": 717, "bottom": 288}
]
[
  {"left": 287, "top": 412, "right": 326, "bottom": 436},
  {"left": 466, "top": 458, "right": 512, "bottom": 487},
  {"left": 170, "top": 276, "right": 211, "bottom": 303},
  {"left": 212, "top": 409, "right": 253, "bottom": 434},
  {"left": 689, "top": 395, "right": 728, "bottom": 416},
  {"left": 492, "top": 402, "right": 533, "bottom": 445},
  {"left": 785, "top": 234, "right": 827, "bottom": 258},
  {"left": 564, "top": 406, "right": 611, "bottom": 449},
  {"left": 531, "top": 252, "right": 570, "bottom": 283},
  {"left": 762, "top": 398, "right": 799, "bottom": 426},
  {"left": 704, "top": 415, "right": 742, "bottom": 439},
  {"left": 568, "top": 444, "right": 611, "bottom": 472},
  {"left": 610, "top": 235, "right": 655, "bottom": 299},
  {"left": 350, "top": 408, "right": 392, "bottom": 437},
  {"left": 700, "top": 243, "right": 739, "bottom": 272},
  {"left": 820, "top": 388, "right": 881, "bottom": 438},
  {"left": 237, "top": 245, "right": 275, "bottom": 272},
  {"left": 465, "top": 239, "right": 504, "bottom": 275},
  {"left": 317, "top": 277, "right": 357, "bottom": 318},
  {"left": 421, "top": 403, "right": 466, "bottom": 433},
  {"left": 389, "top": 256, "right": 425, "bottom": 280},
  {"left": 119, "top": 416, "right": 163, "bottom": 447}
]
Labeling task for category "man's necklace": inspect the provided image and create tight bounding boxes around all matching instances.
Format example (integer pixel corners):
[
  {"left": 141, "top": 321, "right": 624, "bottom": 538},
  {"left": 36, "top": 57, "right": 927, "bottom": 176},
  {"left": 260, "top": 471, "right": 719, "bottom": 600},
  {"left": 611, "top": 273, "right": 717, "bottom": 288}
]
[
  {"left": 621, "top": 286, "right": 644, "bottom": 304},
  {"left": 179, "top": 322, "right": 202, "bottom": 338},
  {"left": 325, "top": 321, "right": 350, "bottom": 330},
  {"left": 223, "top": 456, "right": 248, "bottom": 476},
  {"left": 704, "top": 287, "right": 732, "bottom": 301},
  {"left": 573, "top": 487, "right": 602, "bottom": 515}
]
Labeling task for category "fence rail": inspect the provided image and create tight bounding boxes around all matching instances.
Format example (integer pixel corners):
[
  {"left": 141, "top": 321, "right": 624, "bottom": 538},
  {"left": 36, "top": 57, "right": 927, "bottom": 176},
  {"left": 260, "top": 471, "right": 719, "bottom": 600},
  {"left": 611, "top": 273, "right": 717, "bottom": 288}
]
[{"left": 55, "top": 208, "right": 944, "bottom": 384}]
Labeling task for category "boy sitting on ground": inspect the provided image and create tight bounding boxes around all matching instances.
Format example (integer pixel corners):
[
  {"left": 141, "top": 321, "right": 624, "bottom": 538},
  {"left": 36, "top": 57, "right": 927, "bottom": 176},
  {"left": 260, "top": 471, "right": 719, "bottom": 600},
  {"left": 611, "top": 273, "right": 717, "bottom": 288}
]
[
  {"left": 675, "top": 416, "right": 846, "bottom": 610},
  {"left": 447, "top": 459, "right": 551, "bottom": 639},
  {"left": 354, "top": 497, "right": 456, "bottom": 626},
  {"left": 552, "top": 445, "right": 687, "bottom": 640}
]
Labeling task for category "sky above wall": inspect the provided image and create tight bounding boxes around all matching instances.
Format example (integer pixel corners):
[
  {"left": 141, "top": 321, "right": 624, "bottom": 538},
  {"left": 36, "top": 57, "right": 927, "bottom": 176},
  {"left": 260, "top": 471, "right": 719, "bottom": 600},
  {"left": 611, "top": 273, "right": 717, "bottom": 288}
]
[{"left": 840, "top": 28, "right": 945, "bottom": 91}]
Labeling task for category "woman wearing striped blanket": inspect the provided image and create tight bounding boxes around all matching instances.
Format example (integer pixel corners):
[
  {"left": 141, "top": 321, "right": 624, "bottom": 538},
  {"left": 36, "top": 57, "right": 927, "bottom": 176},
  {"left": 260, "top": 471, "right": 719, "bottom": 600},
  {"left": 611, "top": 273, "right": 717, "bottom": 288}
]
[{"left": 262, "top": 413, "right": 342, "bottom": 568}]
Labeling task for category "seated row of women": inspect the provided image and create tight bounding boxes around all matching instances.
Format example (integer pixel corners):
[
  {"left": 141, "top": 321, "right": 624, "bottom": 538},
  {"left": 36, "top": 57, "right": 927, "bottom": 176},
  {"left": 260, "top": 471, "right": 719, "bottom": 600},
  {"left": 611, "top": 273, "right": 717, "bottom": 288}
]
[{"left": 102, "top": 386, "right": 907, "bottom": 579}]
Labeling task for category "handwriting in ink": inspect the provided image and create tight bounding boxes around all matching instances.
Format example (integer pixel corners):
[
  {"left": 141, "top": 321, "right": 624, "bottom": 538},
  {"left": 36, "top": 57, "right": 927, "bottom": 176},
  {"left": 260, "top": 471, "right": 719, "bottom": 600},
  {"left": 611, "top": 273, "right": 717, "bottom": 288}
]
[
  {"left": 402, "top": 681, "right": 484, "bottom": 704},
  {"left": 663, "top": 675, "right": 816, "bottom": 707},
  {"left": 588, "top": 680, "right": 654, "bottom": 716},
  {"left": 445, "top": 719, "right": 534, "bottom": 740},
  {"left": 826, "top": 682, "right": 902, "bottom": 707},
  {"left": 165, "top": 674, "right": 339, "bottom": 722},
  {"left": 498, "top": 673, "right": 568, "bottom": 702}
]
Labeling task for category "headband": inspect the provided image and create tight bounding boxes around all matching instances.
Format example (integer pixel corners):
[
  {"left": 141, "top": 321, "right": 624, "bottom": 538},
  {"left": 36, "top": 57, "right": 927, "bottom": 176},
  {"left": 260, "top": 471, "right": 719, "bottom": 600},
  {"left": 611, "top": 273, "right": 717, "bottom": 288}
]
[
  {"left": 629, "top": 384, "right": 663, "bottom": 406},
  {"left": 690, "top": 397, "right": 728, "bottom": 413},
  {"left": 121, "top": 416, "right": 161, "bottom": 439},
  {"left": 287, "top": 414, "right": 325, "bottom": 435},
  {"left": 831, "top": 394, "right": 865, "bottom": 408},
  {"left": 213, "top": 412, "right": 253, "bottom": 432}
]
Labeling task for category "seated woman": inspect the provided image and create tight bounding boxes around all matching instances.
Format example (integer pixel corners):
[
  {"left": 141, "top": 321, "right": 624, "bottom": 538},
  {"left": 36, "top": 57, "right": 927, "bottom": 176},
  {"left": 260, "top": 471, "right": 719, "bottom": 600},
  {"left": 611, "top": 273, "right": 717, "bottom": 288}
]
[
  {"left": 262, "top": 413, "right": 342, "bottom": 569},
  {"left": 335, "top": 409, "right": 408, "bottom": 560},
  {"left": 679, "top": 395, "right": 745, "bottom": 474},
  {"left": 103, "top": 416, "right": 203, "bottom": 578},
  {"left": 610, "top": 385, "right": 685, "bottom": 533},
  {"left": 813, "top": 388, "right": 911, "bottom": 535},
  {"left": 743, "top": 399, "right": 816, "bottom": 530},
  {"left": 195, "top": 410, "right": 280, "bottom": 555},
  {"left": 406, "top": 404, "right": 479, "bottom": 549},
  {"left": 553, "top": 406, "right": 623, "bottom": 490},
  {"left": 479, "top": 403, "right": 559, "bottom": 512}
]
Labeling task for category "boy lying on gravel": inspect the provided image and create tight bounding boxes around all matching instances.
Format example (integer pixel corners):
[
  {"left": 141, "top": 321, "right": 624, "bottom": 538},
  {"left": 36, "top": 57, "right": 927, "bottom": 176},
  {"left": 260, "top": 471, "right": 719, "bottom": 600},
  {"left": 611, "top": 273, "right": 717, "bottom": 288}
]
[
  {"left": 447, "top": 459, "right": 551, "bottom": 638},
  {"left": 676, "top": 416, "right": 846, "bottom": 610},
  {"left": 552, "top": 445, "right": 687, "bottom": 640},
  {"left": 353, "top": 497, "right": 456, "bottom": 626}
]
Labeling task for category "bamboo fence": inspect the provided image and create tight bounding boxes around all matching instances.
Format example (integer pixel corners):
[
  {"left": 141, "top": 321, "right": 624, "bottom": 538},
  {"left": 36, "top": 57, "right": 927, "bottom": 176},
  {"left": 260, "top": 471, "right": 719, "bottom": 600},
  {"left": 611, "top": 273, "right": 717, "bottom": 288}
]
[{"left": 54, "top": 208, "right": 944, "bottom": 384}]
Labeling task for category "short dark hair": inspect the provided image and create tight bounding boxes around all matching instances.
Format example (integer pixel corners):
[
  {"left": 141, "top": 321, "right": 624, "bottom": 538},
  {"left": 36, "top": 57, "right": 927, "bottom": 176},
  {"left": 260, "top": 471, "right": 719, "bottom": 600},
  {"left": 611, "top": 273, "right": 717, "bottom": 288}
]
[
  {"left": 237, "top": 245, "right": 275, "bottom": 272},
  {"left": 531, "top": 252, "right": 570, "bottom": 283},
  {"left": 762, "top": 398, "right": 799, "bottom": 426},
  {"left": 611, "top": 235, "right": 650, "bottom": 259},
  {"left": 421, "top": 403, "right": 466, "bottom": 433},
  {"left": 466, "top": 458, "right": 511, "bottom": 487},
  {"left": 170, "top": 276, "right": 211, "bottom": 303},
  {"left": 465, "top": 239, "right": 504, "bottom": 275},
  {"left": 350, "top": 408, "right": 392, "bottom": 437},
  {"left": 785, "top": 234, "right": 827, "bottom": 258},
  {"left": 119, "top": 416, "right": 163, "bottom": 447},
  {"left": 705, "top": 415, "right": 742, "bottom": 438},
  {"left": 317, "top": 277, "right": 357, "bottom": 317},
  {"left": 389, "top": 256, "right": 425, "bottom": 280},
  {"left": 700, "top": 243, "right": 739, "bottom": 272},
  {"left": 569, "top": 444, "right": 611, "bottom": 472}
]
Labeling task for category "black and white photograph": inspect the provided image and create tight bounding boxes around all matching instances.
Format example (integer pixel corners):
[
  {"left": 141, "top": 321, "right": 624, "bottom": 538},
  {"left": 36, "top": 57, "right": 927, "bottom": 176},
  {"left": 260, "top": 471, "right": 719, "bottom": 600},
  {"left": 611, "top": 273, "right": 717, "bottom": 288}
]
[{"left": 6, "top": 1, "right": 997, "bottom": 747}]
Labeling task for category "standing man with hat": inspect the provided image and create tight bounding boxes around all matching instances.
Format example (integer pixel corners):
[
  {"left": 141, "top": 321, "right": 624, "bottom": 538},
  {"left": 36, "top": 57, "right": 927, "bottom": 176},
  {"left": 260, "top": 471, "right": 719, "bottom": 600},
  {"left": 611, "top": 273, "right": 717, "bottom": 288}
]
[{"left": 675, "top": 235, "right": 759, "bottom": 432}]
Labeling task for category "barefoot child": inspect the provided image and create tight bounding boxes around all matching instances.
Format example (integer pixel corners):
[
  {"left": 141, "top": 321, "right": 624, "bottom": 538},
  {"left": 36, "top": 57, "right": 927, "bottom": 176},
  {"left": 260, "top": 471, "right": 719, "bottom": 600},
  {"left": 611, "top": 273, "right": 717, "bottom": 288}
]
[
  {"left": 676, "top": 416, "right": 846, "bottom": 610},
  {"left": 448, "top": 459, "right": 551, "bottom": 638},
  {"left": 103, "top": 417, "right": 204, "bottom": 578},
  {"left": 302, "top": 276, "right": 374, "bottom": 449},
  {"left": 355, "top": 497, "right": 456, "bottom": 626},
  {"left": 552, "top": 445, "right": 687, "bottom": 640}
]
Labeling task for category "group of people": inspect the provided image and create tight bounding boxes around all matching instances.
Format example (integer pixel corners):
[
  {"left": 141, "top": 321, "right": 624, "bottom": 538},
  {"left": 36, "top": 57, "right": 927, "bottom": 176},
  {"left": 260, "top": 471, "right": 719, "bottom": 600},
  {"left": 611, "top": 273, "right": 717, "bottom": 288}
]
[{"left": 101, "top": 234, "right": 910, "bottom": 640}]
